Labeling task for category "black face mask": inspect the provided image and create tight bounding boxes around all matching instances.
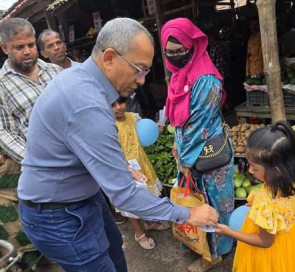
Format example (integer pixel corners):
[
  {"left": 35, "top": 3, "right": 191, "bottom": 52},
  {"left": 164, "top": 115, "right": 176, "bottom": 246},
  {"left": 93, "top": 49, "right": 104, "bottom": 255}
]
[{"left": 166, "top": 48, "right": 194, "bottom": 68}]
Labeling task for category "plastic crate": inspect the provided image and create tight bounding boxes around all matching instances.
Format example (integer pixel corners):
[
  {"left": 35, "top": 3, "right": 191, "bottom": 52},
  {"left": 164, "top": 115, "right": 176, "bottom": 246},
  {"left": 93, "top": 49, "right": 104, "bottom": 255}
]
[
  {"left": 246, "top": 90, "right": 269, "bottom": 107},
  {"left": 283, "top": 89, "right": 295, "bottom": 107},
  {"left": 246, "top": 89, "right": 295, "bottom": 107}
]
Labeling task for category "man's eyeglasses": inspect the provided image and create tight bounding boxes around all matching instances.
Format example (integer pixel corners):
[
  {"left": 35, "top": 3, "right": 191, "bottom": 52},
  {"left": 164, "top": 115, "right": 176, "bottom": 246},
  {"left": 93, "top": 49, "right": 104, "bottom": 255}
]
[
  {"left": 115, "top": 50, "right": 150, "bottom": 79},
  {"left": 163, "top": 47, "right": 190, "bottom": 57}
]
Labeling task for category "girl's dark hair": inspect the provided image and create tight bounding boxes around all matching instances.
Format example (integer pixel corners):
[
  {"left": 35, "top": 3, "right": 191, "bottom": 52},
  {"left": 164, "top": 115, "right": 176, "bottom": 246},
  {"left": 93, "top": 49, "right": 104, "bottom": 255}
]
[
  {"left": 117, "top": 96, "right": 127, "bottom": 104},
  {"left": 112, "top": 96, "right": 127, "bottom": 107},
  {"left": 246, "top": 121, "right": 295, "bottom": 198}
]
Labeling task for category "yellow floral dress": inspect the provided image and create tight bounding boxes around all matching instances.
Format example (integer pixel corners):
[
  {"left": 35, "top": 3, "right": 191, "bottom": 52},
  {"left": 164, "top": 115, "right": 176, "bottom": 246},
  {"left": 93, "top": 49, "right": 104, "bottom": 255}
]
[
  {"left": 233, "top": 185, "right": 295, "bottom": 272},
  {"left": 116, "top": 112, "right": 162, "bottom": 196}
]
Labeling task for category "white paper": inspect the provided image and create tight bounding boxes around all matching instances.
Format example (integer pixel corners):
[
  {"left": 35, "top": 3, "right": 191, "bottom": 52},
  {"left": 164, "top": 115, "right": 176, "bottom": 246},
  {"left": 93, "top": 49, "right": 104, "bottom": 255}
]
[
  {"left": 158, "top": 106, "right": 167, "bottom": 126},
  {"left": 200, "top": 225, "right": 216, "bottom": 233},
  {"left": 128, "top": 159, "right": 141, "bottom": 170}
]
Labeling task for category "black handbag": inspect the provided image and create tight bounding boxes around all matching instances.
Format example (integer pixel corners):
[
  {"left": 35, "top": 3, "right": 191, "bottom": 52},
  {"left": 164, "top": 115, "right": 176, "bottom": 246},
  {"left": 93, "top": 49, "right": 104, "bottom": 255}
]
[{"left": 194, "top": 124, "right": 232, "bottom": 173}]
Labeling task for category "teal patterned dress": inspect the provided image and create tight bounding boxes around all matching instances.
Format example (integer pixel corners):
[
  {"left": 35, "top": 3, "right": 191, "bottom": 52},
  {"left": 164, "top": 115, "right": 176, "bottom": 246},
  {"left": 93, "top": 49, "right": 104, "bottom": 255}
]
[{"left": 175, "top": 74, "right": 234, "bottom": 258}]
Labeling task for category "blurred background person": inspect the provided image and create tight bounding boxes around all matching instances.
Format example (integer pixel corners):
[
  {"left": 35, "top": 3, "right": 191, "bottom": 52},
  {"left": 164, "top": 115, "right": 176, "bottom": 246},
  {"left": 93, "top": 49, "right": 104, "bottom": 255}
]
[
  {"left": 37, "top": 29, "right": 80, "bottom": 69},
  {"left": 246, "top": 16, "right": 264, "bottom": 78}
]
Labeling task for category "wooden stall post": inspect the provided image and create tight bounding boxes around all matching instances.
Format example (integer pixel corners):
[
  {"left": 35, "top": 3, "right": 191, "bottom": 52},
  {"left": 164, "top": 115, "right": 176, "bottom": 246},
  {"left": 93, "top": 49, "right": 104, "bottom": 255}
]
[
  {"left": 256, "top": 0, "right": 286, "bottom": 122},
  {"left": 45, "top": 11, "right": 58, "bottom": 31}
]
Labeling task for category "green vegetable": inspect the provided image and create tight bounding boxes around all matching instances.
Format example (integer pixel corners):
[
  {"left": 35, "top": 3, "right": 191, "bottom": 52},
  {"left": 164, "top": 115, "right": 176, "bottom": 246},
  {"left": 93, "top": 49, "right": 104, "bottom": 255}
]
[
  {"left": 144, "top": 130, "right": 177, "bottom": 184},
  {"left": 167, "top": 124, "right": 175, "bottom": 134},
  {"left": 242, "top": 178, "right": 251, "bottom": 188},
  {"left": 16, "top": 231, "right": 31, "bottom": 246},
  {"left": 0, "top": 224, "right": 9, "bottom": 240},
  {"left": 0, "top": 174, "right": 19, "bottom": 189},
  {"left": 234, "top": 174, "right": 245, "bottom": 188},
  {"left": 235, "top": 187, "right": 247, "bottom": 198},
  {"left": 233, "top": 171, "right": 239, "bottom": 178},
  {"left": 246, "top": 78, "right": 262, "bottom": 85},
  {"left": 253, "top": 183, "right": 263, "bottom": 189},
  {"left": 0, "top": 205, "right": 19, "bottom": 223}
]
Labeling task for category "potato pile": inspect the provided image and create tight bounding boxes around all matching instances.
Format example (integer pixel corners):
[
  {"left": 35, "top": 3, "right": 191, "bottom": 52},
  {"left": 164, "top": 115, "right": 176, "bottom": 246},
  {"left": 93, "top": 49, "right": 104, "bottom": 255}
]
[{"left": 231, "top": 123, "right": 265, "bottom": 156}]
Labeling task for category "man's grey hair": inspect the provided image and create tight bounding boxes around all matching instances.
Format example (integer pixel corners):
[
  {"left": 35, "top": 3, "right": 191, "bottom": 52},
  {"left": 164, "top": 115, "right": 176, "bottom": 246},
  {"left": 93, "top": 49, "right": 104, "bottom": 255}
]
[
  {"left": 92, "top": 17, "right": 154, "bottom": 56},
  {"left": 37, "top": 29, "right": 60, "bottom": 50},
  {"left": 0, "top": 18, "right": 35, "bottom": 43}
]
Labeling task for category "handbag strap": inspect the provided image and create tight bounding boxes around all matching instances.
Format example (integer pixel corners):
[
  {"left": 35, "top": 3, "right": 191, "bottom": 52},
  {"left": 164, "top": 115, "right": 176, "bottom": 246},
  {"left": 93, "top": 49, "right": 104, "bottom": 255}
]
[{"left": 177, "top": 175, "right": 203, "bottom": 197}]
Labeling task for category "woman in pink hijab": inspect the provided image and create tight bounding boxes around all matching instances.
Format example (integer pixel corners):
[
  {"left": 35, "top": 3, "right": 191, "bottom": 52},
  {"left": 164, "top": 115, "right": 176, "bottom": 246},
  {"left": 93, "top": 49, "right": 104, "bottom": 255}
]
[{"left": 161, "top": 18, "right": 234, "bottom": 271}]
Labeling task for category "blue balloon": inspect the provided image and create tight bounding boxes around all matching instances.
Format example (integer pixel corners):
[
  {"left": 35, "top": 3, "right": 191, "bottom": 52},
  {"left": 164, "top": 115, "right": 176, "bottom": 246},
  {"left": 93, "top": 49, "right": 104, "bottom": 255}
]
[
  {"left": 136, "top": 119, "right": 159, "bottom": 147},
  {"left": 229, "top": 205, "right": 250, "bottom": 231}
]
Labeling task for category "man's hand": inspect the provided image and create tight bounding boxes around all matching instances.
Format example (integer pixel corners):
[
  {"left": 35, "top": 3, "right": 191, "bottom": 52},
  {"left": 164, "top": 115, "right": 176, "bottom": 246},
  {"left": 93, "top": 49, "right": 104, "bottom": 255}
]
[{"left": 186, "top": 204, "right": 219, "bottom": 226}]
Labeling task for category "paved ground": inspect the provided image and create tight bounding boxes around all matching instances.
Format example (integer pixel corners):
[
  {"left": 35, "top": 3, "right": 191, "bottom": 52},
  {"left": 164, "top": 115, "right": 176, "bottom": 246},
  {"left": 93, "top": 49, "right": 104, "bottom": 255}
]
[{"left": 33, "top": 219, "right": 234, "bottom": 272}]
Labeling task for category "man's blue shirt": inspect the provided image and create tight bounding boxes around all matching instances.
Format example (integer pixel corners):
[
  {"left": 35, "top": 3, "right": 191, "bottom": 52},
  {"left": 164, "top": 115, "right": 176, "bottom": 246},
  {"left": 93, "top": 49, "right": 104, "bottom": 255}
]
[{"left": 17, "top": 57, "right": 189, "bottom": 223}]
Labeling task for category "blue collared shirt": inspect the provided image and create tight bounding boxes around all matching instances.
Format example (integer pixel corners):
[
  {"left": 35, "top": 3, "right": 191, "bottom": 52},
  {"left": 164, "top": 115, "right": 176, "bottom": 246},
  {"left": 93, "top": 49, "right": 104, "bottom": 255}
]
[{"left": 17, "top": 57, "right": 189, "bottom": 223}]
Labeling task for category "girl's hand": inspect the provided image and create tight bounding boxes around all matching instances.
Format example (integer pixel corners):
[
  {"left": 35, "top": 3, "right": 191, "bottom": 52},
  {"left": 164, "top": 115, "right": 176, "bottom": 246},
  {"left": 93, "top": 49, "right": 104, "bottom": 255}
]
[
  {"left": 129, "top": 168, "right": 148, "bottom": 182},
  {"left": 215, "top": 223, "right": 231, "bottom": 235},
  {"left": 157, "top": 122, "right": 165, "bottom": 133}
]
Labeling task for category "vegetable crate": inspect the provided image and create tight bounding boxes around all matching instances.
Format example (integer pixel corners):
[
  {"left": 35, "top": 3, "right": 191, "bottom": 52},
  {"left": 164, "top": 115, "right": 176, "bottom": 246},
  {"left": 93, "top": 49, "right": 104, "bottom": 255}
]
[
  {"left": 246, "top": 91, "right": 269, "bottom": 107},
  {"left": 283, "top": 89, "right": 295, "bottom": 107},
  {"left": 246, "top": 89, "right": 295, "bottom": 108}
]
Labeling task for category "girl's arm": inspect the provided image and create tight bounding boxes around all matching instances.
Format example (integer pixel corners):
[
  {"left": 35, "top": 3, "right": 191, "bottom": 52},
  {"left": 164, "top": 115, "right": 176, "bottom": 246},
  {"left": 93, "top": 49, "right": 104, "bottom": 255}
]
[{"left": 215, "top": 223, "right": 275, "bottom": 248}]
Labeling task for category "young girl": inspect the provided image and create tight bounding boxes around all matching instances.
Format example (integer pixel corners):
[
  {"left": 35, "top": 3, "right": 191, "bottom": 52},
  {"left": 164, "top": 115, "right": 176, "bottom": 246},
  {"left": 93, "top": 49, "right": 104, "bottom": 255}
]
[
  {"left": 112, "top": 97, "right": 169, "bottom": 250},
  {"left": 216, "top": 121, "right": 295, "bottom": 272}
]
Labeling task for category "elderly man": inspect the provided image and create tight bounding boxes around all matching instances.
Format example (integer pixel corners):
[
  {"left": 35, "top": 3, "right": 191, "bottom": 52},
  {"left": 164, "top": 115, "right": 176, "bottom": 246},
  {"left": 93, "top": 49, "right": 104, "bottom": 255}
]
[
  {"left": 37, "top": 29, "right": 79, "bottom": 69},
  {"left": 17, "top": 18, "right": 219, "bottom": 272},
  {"left": 0, "top": 18, "right": 62, "bottom": 168}
]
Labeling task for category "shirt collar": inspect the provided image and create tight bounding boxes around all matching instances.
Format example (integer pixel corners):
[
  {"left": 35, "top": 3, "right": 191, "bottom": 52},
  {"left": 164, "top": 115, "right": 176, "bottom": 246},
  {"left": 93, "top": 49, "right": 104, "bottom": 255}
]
[
  {"left": 82, "top": 57, "right": 119, "bottom": 105},
  {"left": 1, "top": 58, "right": 53, "bottom": 77},
  {"left": 68, "top": 58, "right": 79, "bottom": 67}
]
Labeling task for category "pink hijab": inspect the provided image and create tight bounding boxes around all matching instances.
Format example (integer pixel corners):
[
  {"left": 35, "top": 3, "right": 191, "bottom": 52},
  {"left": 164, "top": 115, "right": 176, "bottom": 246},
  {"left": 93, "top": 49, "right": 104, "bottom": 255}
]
[{"left": 161, "top": 18, "right": 223, "bottom": 127}]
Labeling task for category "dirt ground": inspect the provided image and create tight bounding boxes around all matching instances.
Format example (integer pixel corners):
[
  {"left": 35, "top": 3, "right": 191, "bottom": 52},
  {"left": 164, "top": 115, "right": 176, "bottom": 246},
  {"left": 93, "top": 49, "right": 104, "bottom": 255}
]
[{"left": 33, "top": 219, "right": 234, "bottom": 272}]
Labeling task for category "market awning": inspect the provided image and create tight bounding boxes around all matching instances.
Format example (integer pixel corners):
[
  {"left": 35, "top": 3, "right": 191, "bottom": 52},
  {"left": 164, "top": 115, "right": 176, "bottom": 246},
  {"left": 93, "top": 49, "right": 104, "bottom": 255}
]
[
  {"left": 47, "top": 0, "right": 70, "bottom": 11},
  {"left": 46, "top": 0, "right": 77, "bottom": 14}
]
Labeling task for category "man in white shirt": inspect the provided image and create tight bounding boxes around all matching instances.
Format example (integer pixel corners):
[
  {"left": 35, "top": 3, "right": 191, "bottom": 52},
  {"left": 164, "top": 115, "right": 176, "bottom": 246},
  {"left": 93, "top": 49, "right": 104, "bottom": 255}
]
[{"left": 37, "top": 29, "right": 80, "bottom": 68}]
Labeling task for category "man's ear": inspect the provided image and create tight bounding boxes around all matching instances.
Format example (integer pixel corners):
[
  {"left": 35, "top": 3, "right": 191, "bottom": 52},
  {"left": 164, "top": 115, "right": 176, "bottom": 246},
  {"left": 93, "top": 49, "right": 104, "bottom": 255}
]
[
  {"left": 40, "top": 50, "right": 48, "bottom": 59},
  {"left": 101, "top": 48, "right": 117, "bottom": 71},
  {"left": 0, "top": 42, "right": 8, "bottom": 55}
]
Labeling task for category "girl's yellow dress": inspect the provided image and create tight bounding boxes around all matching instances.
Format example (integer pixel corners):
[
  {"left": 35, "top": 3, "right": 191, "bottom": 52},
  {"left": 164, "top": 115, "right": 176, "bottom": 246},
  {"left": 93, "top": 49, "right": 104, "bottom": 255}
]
[
  {"left": 233, "top": 185, "right": 295, "bottom": 272},
  {"left": 116, "top": 112, "right": 162, "bottom": 196}
]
